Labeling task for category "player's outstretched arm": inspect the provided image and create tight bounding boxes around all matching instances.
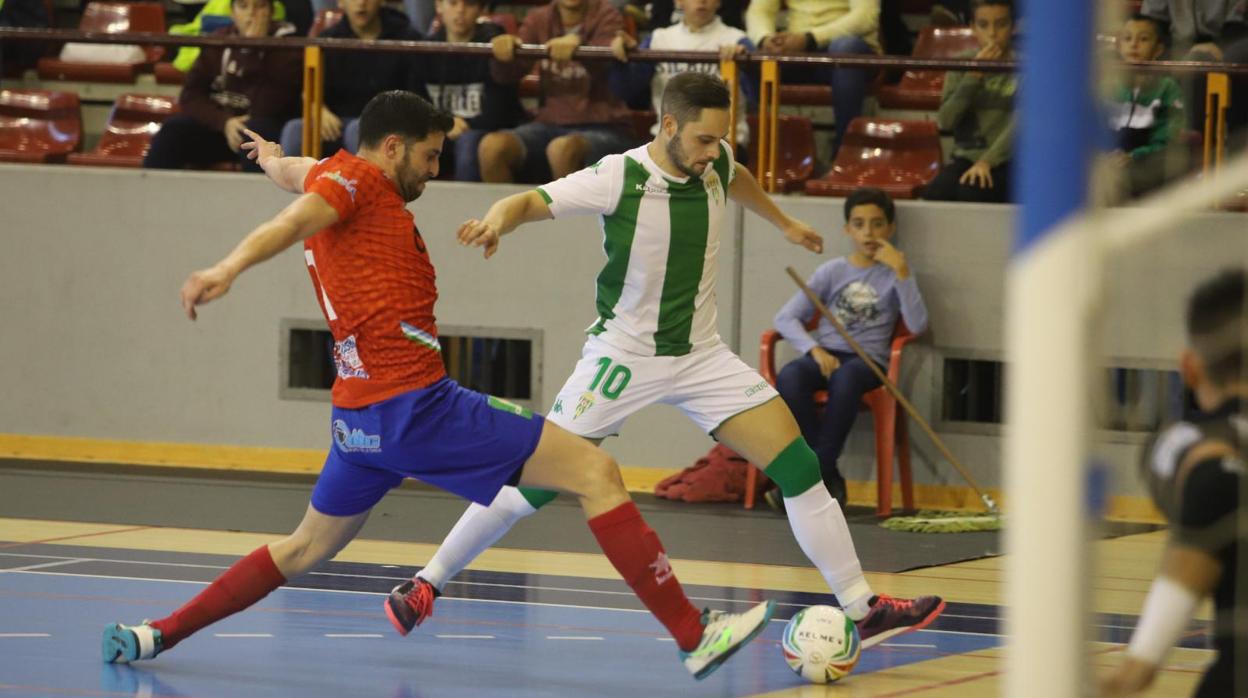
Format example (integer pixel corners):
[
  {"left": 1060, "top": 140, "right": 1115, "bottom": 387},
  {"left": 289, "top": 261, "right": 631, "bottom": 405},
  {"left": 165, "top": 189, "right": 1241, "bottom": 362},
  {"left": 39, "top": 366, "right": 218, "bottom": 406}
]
[
  {"left": 456, "top": 190, "right": 553, "bottom": 259},
  {"left": 180, "top": 193, "right": 340, "bottom": 320},
  {"left": 241, "top": 128, "right": 318, "bottom": 194},
  {"left": 727, "top": 163, "right": 823, "bottom": 253},
  {"left": 1101, "top": 544, "right": 1221, "bottom": 697}
]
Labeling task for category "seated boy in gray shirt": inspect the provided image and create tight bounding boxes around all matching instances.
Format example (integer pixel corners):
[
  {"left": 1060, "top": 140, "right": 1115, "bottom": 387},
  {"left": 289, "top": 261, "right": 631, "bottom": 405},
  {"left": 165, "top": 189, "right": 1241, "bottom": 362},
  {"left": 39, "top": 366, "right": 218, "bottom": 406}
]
[{"left": 771, "top": 187, "right": 928, "bottom": 505}]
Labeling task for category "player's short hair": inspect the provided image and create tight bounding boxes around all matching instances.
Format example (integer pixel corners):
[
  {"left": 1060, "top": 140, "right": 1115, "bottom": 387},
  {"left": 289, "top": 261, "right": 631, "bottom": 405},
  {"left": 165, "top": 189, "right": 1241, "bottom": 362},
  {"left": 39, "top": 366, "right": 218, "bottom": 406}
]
[
  {"left": 660, "top": 73, "right": 731, "bottom": 130},
  {"left": 1126, "top": 13, "right": 1167, "bottom": 46},
  {"left": 1187, "top": 268, "right": 1248, "bottom": 385},
  {"left": 971, "top": 0, "right": 1013, "bottom": 19},
  {"left": 357, "top": 91, "right": 455, "bottom": 150},
  {"left": 844, "top": 187, "right": 896, "bottom": 223}
]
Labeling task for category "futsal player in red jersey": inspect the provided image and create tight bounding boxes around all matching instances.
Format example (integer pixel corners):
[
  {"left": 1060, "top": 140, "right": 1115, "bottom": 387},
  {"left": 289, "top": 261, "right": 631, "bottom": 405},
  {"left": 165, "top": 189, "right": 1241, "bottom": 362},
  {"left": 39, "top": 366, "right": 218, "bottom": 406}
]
[{"left": 101, "top": 91, "right": 773, "bottom": 680}]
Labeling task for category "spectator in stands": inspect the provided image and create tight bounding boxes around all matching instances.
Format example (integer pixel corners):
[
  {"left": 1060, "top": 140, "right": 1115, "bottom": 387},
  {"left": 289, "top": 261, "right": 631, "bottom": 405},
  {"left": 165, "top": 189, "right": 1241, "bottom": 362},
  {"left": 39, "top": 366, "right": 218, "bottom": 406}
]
[
  {"left": 610, "top": 0, "right": 754, "bottom": 156},
  {"left": 645, "top": 0, "right": 745, "bottom": 31},
  {"left": 413, "top": 0, "right": 525, "bottom": 181},
  {"left": 1142, "top": 0, "right": 1248, "bottom": 146},
  {"left": 922, "top": 0, "right": 1016, "bottom": 203},
  {"left": 770, "top": 187, "right": 928, "bottom": 507},
  {"left": 168, "top": 0, "right": 310, "bottom": 73},
  {"left": 144, "top": 0, "right": 302, "bottom": 171},
  {"left": 745, "top": 0, "right": 881, "bottom": 157},
  {"left": 479, "top": 0, "right": 635, "bottom": 182},
  {"left": 403, "top": 0, "right": 436, "bottom": 33},
  {"left": 1109, "top": 14, "right": 1186, "bottom": 198},
  {"left": 279, "top": 0, "right": 421, "bottom": 157}
]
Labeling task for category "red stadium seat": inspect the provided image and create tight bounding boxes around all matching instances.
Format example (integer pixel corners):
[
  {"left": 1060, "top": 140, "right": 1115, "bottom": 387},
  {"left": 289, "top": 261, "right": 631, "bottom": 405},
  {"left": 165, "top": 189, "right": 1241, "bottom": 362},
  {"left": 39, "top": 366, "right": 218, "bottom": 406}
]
[
  {"left": 37, "top": 2, "right": 167, "bottom": 83},
  {"left": 67, "top": 93, "right": 177, "bottom": 167},
  {"left": 746, "top": 113, "right": 815, "bottom": 192},
  {"left": 877, "top": 26, "right": 978, "bottom": 111},
  {"left": 152, "top": 60, "right": 185, "bottom": 85},
  {"left": 309, "top": 8, "right": 343, "bottom": 37},
  {"left": 804, "top": 117, "right": 941, "bottom": 199},
  {"left": 0, "top": 89, "right": 82, "bottom": 163}
]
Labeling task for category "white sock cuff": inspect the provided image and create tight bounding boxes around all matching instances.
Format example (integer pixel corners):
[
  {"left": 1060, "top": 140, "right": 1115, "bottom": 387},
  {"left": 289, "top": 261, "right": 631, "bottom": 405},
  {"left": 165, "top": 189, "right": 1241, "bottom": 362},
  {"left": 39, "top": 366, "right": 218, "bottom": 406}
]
[{"left": 493, "top": 486, "right": 539, "bottom": 522}]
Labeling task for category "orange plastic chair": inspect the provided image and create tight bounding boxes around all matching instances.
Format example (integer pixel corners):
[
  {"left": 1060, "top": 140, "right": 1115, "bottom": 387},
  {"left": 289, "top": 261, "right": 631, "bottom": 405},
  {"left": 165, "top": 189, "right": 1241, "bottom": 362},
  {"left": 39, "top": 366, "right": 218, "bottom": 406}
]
[
  {"left": 877, "top": 26, "right": 977, "bottom": 111},
  {"left": 745, "top": 318, "right": 919, "bottom": 517},
  {"left": 0, "top": 89, "right": 82, "bottom": 163},
  {"left": 805, "top": 117, "right": 942, "bottom": 199},
  {"left": 37, "top": 2, "right": 167, "bottom": 83},
  {"left": 68, "top": 93, "right": 177, "bottom": 167},
  {"left": 745, "top": 113, "right": 816, "bottom": 192}
]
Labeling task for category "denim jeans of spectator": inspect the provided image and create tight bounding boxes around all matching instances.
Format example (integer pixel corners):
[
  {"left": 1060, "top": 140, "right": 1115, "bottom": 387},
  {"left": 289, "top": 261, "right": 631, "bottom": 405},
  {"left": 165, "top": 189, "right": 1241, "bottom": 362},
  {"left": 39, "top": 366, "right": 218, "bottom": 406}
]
[
  {"left": 775, "top": 351, "right": 881, "bottom": 498},
  {"left": 279, "top": 117, "right": 361, "bottom": 158},
  {"left": 780, "top": 35, "right": 876, "bottom": 156}
]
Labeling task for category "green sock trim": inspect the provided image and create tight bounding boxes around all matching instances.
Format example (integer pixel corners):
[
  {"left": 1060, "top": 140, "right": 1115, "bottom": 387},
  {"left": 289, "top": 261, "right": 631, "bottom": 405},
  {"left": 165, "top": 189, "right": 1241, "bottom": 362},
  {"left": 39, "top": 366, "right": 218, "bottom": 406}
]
[
  {"left": 519, "top": 487, "right": 558, "bottom": 510},
  {"left": 765, "top": 438, "right": 822, "bottom": 497}
]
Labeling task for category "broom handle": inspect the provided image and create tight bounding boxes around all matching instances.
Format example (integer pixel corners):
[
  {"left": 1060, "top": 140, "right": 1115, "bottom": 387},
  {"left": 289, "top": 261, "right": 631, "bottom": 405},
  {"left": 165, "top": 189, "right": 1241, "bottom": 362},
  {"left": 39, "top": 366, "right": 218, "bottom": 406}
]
[{"left": 786, "top": 266, "right": 995, "bottom": 508}]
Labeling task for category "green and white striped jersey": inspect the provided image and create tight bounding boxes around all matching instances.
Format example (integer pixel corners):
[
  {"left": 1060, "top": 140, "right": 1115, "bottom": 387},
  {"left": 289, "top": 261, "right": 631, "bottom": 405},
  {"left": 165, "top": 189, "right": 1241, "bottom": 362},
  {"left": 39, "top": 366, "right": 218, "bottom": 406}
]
[{"left": 537, "top": 141, "right": 736, "bottom": 357}]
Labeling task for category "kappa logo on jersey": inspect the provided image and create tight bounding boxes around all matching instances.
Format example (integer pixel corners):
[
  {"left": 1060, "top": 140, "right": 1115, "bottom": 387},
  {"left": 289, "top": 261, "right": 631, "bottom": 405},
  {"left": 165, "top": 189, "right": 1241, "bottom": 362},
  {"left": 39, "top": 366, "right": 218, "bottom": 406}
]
[
  {"left": 333, "top": 335, "right": 370, "bottom": 379},
  {"left": 553, "top": 398, "right": 564, "bottom": 414},
  {"left": 649, "top": 552, "right": 675, "bottom": 585},
  {"left": 574, "top": 391, "right": 596, "bottom": 419},
  {"left": 319, "top": 171, "right": 359, "bottom": 200},
  {"left": 332, "top": 419, "right": 381, "bottom": 452},
  {"left": 635, "top": 182, "right": 668, "bottom": 195}
]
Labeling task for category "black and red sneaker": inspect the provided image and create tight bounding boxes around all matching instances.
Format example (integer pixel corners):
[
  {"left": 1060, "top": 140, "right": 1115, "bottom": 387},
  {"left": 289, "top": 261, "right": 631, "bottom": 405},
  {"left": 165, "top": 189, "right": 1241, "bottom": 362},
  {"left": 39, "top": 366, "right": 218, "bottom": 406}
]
[
  {"left": 854, "top": 594, "right": 946, "bottom": 648},
  {"left": 385, "top": 577, "right": 440, "bottom": 636}
]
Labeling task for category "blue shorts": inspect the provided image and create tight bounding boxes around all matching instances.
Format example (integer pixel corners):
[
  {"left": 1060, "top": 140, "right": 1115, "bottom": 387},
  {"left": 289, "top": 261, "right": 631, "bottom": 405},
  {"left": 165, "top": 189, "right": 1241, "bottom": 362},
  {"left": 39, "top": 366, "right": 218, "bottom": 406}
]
[{"left": 310, "top": 379, "right": 545, "bottom": 516}]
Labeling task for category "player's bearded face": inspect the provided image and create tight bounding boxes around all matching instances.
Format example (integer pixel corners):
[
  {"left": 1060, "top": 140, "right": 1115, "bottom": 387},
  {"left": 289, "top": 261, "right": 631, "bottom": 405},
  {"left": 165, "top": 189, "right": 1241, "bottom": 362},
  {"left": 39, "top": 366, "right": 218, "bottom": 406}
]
[
  {"left": 394, "top": 136, "right": 442, "bottom": 202},
  {"left": 666, "top": 109, "right": 730, "bottom": 178}
]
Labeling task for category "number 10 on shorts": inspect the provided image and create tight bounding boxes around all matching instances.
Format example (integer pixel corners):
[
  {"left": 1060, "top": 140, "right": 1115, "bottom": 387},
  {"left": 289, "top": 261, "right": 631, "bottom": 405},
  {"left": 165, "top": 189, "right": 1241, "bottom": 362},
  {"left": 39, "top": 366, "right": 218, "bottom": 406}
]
[{"left": 589, "top": 357, "right": 631, "bottom": 400}]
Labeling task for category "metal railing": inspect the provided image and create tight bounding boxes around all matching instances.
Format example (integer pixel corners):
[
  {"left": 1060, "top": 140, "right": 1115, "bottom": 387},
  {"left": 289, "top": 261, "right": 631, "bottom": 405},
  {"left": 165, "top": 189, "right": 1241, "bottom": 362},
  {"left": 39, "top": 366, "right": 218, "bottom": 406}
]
[{"left": 1, "top": 27, "right": 1243, "bottom": 189}]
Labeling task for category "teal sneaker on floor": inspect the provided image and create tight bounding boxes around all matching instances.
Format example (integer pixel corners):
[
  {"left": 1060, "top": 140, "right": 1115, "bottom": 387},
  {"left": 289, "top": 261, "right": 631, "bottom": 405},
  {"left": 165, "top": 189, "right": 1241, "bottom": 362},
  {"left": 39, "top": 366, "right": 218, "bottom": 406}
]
[
  {"left": 102, "top": 621, "right": 163, "bottom": 664},
  {"left": 680, "top": 599, "right": 775, "bottom": 680}
]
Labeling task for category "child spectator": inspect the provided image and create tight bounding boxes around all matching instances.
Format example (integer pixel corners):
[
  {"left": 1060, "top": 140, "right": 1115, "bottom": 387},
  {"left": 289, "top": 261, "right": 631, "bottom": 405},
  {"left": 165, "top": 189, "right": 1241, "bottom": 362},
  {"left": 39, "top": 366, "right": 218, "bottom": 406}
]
[
  {"left": 771, "top": 188, "right": 928, "bottom": 506},
  {"left": 1109, "top": 14, "right": 1186, "bottom": 197},
  {"left": 144, "top": 0, "right": 301, "bottom": 172},
  {"left": 279, "top": 0, "right": 422, "bottom": 157},
  {"left": 480, "top": 0, "right": 636, "bottom": 182},
  {"left": 414, "top": 0, "right": 526, "bottom": 181},
  {"left": 745, "top": 0, "right": 881, "bottom": 157},
  {"left": 610, "top": 0, "right": 754, "bottom": 154},
  {"left": 167, "top": 0, "right": 309, "bottom": 73},
  {"left": 922, "top": 0, "right": 1017, "bottom": 203}
]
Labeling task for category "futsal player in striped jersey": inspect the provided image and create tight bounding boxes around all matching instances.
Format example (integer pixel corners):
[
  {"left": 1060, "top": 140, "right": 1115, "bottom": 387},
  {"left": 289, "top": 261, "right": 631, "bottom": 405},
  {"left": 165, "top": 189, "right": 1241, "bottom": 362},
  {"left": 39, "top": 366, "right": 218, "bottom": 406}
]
[
  {"left": 390, "top": 73, "right": 946, "bottom": 648},
  {"left": 102, "top": 91, "right": 774, "bottom": 681}
]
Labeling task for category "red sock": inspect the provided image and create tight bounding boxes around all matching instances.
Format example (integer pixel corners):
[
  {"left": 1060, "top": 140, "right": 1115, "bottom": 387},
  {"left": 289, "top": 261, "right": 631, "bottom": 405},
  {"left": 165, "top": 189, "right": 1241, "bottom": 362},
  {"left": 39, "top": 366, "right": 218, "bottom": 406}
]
[
  {"left": 588, "top": 502, "right": 703, "bottom": 651},
  {"left": 151, "top": 545, "right": 286, "bottom": 649}
]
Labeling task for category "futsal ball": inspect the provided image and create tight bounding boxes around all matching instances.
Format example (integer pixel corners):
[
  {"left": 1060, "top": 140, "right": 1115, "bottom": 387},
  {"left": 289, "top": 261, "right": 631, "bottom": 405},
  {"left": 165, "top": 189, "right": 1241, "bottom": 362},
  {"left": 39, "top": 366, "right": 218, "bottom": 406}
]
[{"left": 781, "top": 605, "right": 861, "bottom": 684}]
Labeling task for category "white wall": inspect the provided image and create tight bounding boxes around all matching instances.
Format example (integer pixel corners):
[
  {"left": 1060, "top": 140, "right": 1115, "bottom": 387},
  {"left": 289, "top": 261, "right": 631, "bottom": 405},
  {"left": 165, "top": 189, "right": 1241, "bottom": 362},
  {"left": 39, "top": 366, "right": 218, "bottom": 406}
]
[{"left": 3, "top": 163, "right": 1245, "bottom": 495}]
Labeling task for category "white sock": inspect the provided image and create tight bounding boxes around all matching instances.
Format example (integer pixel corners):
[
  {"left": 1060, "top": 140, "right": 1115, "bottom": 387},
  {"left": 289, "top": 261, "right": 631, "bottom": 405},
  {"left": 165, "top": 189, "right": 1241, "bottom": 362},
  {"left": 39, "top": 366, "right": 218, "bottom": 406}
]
[
  {"left": 784, "top": 483, "right": 875, "bottom": 620},
  {"left": 415, "top": 486, "right": 537, "bottom": 590}
]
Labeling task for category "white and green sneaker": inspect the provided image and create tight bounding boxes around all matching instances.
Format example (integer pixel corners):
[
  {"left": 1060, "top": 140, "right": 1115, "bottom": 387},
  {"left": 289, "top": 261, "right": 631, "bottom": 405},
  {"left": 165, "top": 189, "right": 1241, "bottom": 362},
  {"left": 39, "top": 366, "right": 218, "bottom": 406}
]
[
  {"left": 102, "top": 621, "right": 163, "bottom": 664},
  {"left": 680, "top": 599, "right": 775, "bottom": 680}
]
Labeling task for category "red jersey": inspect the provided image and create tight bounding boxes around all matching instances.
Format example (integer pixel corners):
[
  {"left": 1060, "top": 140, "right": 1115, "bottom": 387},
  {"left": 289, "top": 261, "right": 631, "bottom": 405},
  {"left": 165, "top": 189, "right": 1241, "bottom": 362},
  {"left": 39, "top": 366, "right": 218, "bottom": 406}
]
[{"left": 303, "top": 150, "right": 446, "bottom": 408}]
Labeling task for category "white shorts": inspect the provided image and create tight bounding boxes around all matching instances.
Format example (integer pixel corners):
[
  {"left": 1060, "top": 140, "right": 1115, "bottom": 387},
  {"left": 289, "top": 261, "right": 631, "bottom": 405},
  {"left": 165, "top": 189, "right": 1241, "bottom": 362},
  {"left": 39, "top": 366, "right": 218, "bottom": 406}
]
[{"left": 546, "top": 336, "right": 780, "bottom": 439}]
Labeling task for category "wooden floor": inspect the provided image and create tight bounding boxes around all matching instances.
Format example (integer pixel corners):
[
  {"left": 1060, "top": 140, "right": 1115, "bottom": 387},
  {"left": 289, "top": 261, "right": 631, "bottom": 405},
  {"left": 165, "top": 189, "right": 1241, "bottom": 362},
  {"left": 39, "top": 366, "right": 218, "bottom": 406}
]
[{"left": 0, "top": 516, "right": 1212, "bottom": 697}]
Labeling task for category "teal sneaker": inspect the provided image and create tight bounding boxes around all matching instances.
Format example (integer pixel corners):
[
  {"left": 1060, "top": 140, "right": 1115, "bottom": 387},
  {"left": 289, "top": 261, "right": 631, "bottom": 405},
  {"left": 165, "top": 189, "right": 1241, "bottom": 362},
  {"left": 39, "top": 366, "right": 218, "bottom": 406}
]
[
  {"left": 680, "top": 599, "right": 775, "bottom": 680},
  {"left": 102, "top": 621, "right": 163, "bottom": 664}
]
